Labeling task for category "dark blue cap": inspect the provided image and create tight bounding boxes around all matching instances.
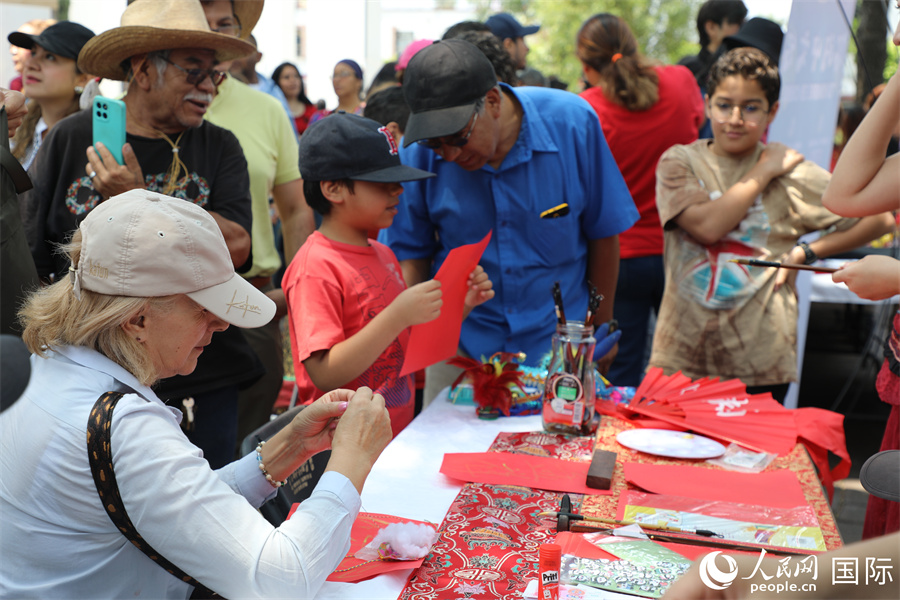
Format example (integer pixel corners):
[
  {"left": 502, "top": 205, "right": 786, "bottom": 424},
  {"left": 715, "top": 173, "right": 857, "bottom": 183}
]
[
  {"left": 299, "top": 112, "right": 434, "bottom": 183},
  {"left": 485, "top": 13, "right": 540, "bottom": 41}
]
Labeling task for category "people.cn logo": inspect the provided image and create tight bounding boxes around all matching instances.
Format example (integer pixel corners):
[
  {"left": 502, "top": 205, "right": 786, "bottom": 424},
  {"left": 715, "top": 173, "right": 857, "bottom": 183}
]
[{"left": 699, "top": 551, "right": 739, "bottom": 590}]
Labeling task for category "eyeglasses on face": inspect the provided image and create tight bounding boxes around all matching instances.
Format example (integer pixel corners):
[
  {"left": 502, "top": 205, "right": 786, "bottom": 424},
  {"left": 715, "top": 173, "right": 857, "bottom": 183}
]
[
  {"left": 417, "top": 110, "right": 479, "bottom": 150},
  {"left": 710, "top": 100, "right": 768, "bottom": 126},
  {"left": 210, "top": 13, "right": 242, "bottom": 37},
  {"left": 162, "top": 56, "right": 227, "bottom": 87},
  {"left": 211, "top": 22, "right": 242, "bottom": 37},
  {"left": 331, "top": 70, "right": 357, "bottom": 80}
]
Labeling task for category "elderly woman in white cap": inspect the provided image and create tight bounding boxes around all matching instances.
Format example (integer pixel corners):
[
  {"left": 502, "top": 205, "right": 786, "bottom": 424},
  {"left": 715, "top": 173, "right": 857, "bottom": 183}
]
[{"left": 0, "top": 189, "right": 393, "bottom": 598}]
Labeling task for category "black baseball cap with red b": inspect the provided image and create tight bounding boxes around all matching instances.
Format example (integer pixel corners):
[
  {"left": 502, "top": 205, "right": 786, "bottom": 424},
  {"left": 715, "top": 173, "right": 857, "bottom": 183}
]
[
  {"left": 299, "top": 112, "right": 434, "bottom": 183},
  {"left": 401, "top": 39, "right": 497, "bottom": 148}
]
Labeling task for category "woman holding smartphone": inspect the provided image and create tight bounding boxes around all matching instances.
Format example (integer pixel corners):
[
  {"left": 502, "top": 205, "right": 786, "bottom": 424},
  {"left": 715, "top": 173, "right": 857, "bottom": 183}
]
[{"left": 9, "top": 21, "right": 94, "bottom": 170}]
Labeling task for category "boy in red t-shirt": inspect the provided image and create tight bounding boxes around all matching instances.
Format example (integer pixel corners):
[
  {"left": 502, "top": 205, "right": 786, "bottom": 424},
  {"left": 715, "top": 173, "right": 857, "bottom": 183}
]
[{"left": 283, "top": 112, "right": 494, "bottom": 437}]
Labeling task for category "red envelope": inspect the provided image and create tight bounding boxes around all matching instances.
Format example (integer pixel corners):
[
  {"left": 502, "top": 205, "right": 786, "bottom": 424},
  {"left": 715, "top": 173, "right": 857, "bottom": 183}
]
[
  {"left": 623, "top": 463, "right": 808, "bottom": 509},
  {"left": 440, "top": 451, "right": 613, "bottom": 496},
  {"left": 400, "top": 231, "right": 492, "bottom": 376},
  {"left": 322, "top": 512, "right": 436, "bottom": 583}
]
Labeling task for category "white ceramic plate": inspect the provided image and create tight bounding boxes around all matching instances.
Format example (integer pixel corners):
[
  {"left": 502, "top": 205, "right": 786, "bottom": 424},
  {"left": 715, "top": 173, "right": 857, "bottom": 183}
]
[{"left": 616, "top": 428, "right": 726, "bottom": 459}]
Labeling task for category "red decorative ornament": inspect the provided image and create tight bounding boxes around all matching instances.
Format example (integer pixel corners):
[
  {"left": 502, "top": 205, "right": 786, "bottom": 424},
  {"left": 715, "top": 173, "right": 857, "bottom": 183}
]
[{"left": 448, "top": 352, "right": 526, "bottom": 417}]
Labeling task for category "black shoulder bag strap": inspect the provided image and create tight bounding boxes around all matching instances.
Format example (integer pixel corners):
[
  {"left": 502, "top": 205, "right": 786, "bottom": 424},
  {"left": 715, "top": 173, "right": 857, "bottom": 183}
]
[{"left": 87, "top": 391, "right": 222, "bottom": 599}]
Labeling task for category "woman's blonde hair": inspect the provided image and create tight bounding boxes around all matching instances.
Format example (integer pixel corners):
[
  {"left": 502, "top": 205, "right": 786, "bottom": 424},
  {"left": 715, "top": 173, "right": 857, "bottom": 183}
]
[
  {"left": 576, "top": 13, "right": 659, "bottom": 112},
  {"left": 18, "top": 231, "right": 175, "bottom": 385}
]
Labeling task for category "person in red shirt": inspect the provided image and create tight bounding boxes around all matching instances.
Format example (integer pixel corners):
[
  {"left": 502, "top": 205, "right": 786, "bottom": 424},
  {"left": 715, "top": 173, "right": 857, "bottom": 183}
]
[
  {"left": 272, "top": 62, "right": 317, "bottom": 135},
  {"left": 577, "top": 13, "right": 705, "bottom": 386}
]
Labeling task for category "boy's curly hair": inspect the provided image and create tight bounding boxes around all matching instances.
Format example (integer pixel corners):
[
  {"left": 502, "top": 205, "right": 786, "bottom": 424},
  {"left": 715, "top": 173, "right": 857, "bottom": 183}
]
[{"left": 707, "top": 47, "right": 780, "bottom": 108}]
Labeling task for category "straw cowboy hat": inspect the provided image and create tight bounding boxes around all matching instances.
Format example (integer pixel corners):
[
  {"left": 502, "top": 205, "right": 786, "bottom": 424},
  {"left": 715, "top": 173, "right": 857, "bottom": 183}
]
[
  {"left": 78, "top": 0, "right": 256, "bottom": 81},
  {"left": 233, "top": 0, "right": 263, "bottom": 40}
]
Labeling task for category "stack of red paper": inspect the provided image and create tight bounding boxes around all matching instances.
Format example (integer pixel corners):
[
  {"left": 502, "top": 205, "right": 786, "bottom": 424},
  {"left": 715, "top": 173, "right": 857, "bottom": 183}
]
[
  {"left": 616, "top": 368, "right": 851, "bottom": 496},
  {"left": 618, "top": 368, "right": 796, "bottom": 455}
]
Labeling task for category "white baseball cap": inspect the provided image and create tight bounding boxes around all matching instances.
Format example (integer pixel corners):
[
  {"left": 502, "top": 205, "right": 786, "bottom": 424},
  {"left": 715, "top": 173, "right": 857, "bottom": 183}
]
[{"left": 71, "top": 189, "right": 275, "bottom": 328}]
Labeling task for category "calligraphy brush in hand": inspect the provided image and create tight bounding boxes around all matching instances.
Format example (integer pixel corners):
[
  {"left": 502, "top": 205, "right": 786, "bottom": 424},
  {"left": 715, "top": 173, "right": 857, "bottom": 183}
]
[{"left": 729, "top": 258, "right": 839, "bottom": 273}]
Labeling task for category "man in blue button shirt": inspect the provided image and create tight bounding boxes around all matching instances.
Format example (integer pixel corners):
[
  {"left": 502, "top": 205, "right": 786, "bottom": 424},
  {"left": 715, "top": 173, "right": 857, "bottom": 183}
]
[{"left": 380, "top": 39, "right": 638, "bottom": 404}]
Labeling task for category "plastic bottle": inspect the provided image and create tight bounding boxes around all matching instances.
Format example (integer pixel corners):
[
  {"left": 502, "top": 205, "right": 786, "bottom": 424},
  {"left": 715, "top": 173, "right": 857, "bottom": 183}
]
[{"left": 538, "top": 543, "right": 561, "bottom": 600}]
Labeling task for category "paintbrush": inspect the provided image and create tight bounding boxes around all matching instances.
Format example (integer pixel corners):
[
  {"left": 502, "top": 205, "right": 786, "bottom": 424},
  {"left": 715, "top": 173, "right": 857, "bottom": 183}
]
[
  {"left": 562, "top": 522, "right": 814, "bottom": 556},
  {"left": 584, "top": 282, "right": 603, "bottom": 326},
  {"left": 728, "top": 258, "right": 839, "bottom": 273},
  {"left": 551, "top": 281, "right": 566, "bottom": 325},
  {"left": 538, "top": 511, "right": 720, "bottom": 537}
]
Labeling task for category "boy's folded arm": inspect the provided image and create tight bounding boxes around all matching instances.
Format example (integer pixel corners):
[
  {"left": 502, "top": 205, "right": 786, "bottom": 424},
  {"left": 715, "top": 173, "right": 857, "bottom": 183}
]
[
  {"left": 674, "top": 169, "right": 773, "bottom": 245},
  {"left": 674, "top": 148, "right": 801, "bottom": 245}
]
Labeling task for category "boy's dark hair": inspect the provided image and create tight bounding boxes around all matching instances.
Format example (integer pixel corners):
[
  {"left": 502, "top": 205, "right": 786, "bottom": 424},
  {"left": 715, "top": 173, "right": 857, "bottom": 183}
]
[
  {"left": 697, "top": 0, "right": 748, "bottom": 48},
  {"left": 303, "top": 179, "right": 355, "bottom": 216},
  {"left": 707, "top": 47, "right": 780, "bottom": 108},
  {"left": 442, "top": 20, "right": 490, "bottom": 40},
  {"left": 457, "top": 30, "right": 518, "bottom": 86},
  {"left": 363, "top": 85, "right": 410, "bottom": 132},
  {"left": 365, "top": 61, "right": 398, "bottom": 99}
]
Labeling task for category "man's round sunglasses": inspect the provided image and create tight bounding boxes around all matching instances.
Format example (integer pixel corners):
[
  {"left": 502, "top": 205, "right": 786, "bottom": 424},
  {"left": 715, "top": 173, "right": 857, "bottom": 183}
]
[{"left": 162, "top": 57, "right": 227, "bottom": 87}]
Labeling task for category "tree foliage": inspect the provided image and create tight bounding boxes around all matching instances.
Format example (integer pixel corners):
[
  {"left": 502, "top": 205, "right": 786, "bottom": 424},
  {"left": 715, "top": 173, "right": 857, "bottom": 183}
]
[{"left": 472, "top": 0, "right": 701, "bottom": 90}]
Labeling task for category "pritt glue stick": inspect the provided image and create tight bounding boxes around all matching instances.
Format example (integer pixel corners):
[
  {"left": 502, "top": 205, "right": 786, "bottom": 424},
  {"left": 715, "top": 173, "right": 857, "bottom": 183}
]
[{"left": 538, "top": 543, "right": 561, "bottom": 600}]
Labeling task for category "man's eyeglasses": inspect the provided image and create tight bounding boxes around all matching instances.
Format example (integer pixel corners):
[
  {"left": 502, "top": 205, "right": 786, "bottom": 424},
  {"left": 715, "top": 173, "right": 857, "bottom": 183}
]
[
  {"left": 417, "top": 110, "right": 479, "bottom": 150},
  {"left": 162, "top": 57, "right": 227, "bottom": 87},
  {"left": 163, "top": 58, "right": 228, "bottom": 87},
  {"left": 211, "top": 22, "right": 242, "bottom": 37},
  {"left": 709, "top": 101, "right": 768, "bottom": 126}
]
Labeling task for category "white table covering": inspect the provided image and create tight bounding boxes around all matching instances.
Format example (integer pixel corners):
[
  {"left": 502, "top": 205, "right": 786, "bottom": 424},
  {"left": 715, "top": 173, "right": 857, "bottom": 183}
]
[{"left": 314, "top": 392, "right": 543, "bottom": 599}]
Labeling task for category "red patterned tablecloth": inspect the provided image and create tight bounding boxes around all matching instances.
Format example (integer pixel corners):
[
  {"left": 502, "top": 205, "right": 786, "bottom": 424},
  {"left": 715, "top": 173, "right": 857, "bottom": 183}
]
[
  {"left": 398, "top": 417, "right": 841, "bottom": 600},
  {"left": 579, "top": 416, "right": 843, "bottom": 551}
]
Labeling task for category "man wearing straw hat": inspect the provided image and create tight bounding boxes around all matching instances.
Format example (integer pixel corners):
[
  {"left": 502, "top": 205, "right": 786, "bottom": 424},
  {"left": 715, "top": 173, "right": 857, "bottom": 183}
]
[
  {"left": 200, "top": 0, "right": 315, "bottom": 447},
  {"left": 21, "top": 0, "right": 263, "bottom": 468}
]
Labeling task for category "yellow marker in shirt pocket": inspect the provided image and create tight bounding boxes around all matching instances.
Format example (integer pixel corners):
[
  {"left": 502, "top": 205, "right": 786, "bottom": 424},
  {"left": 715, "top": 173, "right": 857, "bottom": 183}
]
[{"left": 540, "top": 203, "right": 570, "bottom": 219}]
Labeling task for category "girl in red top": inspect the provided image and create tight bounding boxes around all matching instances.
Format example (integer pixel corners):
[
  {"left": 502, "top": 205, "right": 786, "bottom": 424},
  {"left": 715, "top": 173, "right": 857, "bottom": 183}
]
[
  {"left": 576, "top": 13, "right": 705, "bottom": 386},
  {"left": 272, "top": 62, "right": 317, "bottom": 135}
]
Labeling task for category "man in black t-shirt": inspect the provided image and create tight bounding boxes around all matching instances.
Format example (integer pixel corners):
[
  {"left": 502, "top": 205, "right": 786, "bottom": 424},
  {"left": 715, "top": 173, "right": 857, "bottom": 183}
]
[{"left": 21, "top": 0, "right": 261, "bottom": 468}]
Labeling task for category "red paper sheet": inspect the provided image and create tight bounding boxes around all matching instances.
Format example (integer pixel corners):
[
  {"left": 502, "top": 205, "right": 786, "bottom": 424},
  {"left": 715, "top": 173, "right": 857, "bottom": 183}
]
[
  {"left": 323, "top": 512, "right": 435, "bottom": 583},
  {"left": 440, "top": 451, "right": 613, "bottom": 496},
  {"left": 623, "top": 463, "right": 808, "bottom": 509},
  {"left": 400, "top": 231, "right": 492, "bottom": 376}
]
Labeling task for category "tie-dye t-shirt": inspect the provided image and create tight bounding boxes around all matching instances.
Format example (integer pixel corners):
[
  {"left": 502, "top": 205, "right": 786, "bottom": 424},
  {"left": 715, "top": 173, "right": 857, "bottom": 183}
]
[{"left": 649, "top": 140, "right": 857, "bottom": 386}]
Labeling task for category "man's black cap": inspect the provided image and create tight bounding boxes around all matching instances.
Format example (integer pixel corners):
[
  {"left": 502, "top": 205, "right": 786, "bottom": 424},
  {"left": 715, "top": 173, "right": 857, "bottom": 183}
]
[
  {"left": 723, "top": 17, "right": 783, "bottom": 65},
  {"left": 485, "top": 13, "right": 540, "bottom": 41},
  {"left": 401, "top": 39, "right": 497, "bottom": 147},
  {"left": 8, "top": 21, "right": 95, "bottom": 62},
  {"left": 299, "top": 112, "right": 434, "bottom": 183}
]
